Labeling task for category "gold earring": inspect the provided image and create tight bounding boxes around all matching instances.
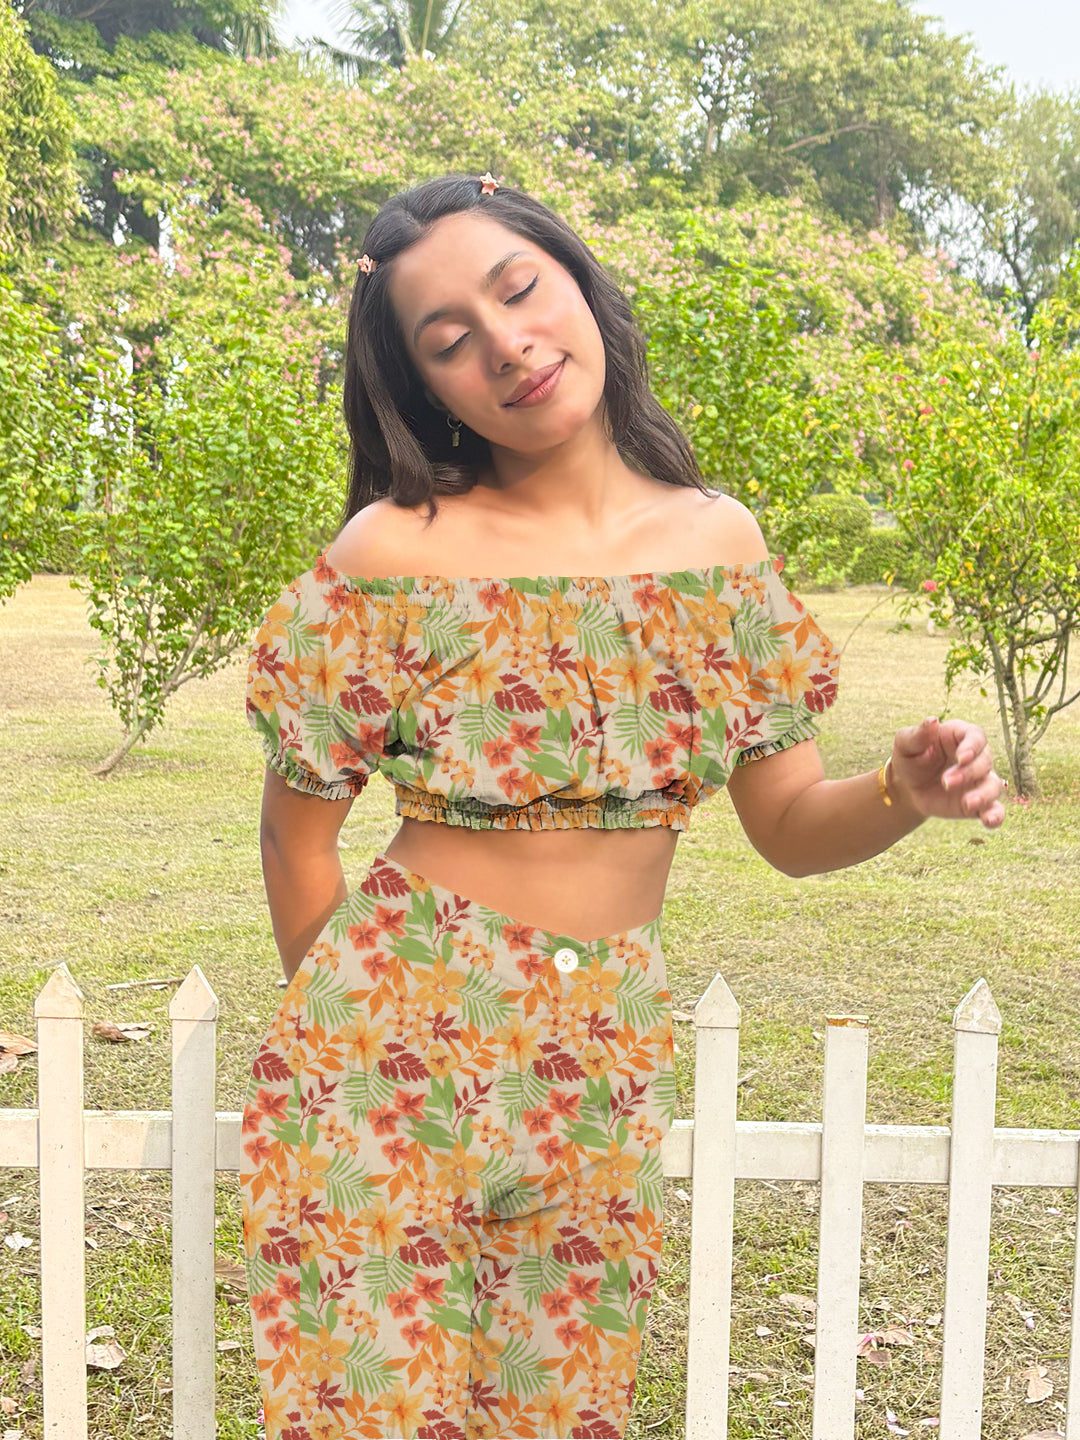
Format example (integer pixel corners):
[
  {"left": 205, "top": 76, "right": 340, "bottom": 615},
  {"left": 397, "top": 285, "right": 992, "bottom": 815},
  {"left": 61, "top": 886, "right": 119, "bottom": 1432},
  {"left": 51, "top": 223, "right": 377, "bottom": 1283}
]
[{"left": 447, "top": 415, "right": 463, "bottom": 448}]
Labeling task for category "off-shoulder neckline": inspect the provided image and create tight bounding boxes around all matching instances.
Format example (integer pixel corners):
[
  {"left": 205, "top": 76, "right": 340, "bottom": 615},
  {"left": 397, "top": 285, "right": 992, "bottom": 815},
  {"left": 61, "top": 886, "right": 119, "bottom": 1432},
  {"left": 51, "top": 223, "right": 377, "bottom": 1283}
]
[{"left": 315, "top": 546, "right": 782, "bottom": 592}]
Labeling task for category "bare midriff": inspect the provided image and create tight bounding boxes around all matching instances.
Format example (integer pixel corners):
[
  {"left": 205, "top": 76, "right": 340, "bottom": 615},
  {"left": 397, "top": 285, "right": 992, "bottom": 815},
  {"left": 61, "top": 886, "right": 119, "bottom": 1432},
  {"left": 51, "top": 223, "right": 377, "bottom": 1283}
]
[{"left": 383, "top": 817, "right": 679, "bottom": 944}]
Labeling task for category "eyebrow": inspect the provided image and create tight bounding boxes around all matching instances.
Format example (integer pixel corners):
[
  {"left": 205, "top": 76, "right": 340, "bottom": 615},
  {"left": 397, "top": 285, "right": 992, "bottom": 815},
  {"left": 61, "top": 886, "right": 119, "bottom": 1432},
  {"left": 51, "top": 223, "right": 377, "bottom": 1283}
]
[{"left": 412, "top": 251, "right": 527, "bottom": 348}]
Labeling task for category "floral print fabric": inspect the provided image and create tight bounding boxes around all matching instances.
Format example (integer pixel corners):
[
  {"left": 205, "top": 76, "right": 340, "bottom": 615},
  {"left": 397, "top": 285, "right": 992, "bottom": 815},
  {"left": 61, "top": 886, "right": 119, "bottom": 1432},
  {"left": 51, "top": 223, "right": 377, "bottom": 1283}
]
[
  {"left": 240, "top": 849, "right": 675, "bottom": 1439},
  {"left": 245, "top": 550, "right": 839, "bottom": 831}
]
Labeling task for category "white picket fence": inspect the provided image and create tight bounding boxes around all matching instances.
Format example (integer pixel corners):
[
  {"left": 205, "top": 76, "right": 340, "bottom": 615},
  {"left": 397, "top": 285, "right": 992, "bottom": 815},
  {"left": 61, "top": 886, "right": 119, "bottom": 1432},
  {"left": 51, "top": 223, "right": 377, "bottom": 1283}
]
[{"left": 1, "top": 964, "right": 1079, "bottom": 1439}]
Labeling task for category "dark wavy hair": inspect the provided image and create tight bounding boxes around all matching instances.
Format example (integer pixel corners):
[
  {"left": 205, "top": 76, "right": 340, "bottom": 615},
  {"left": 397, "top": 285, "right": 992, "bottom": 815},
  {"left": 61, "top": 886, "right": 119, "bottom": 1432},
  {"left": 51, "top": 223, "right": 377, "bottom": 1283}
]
[{"left": 342, "top": 172, "right": 708, "bottom": 525}]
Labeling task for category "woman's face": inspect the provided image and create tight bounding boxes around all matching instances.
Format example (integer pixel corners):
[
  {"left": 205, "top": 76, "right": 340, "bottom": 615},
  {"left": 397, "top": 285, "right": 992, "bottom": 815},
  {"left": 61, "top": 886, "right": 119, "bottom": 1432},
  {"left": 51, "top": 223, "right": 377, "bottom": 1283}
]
[{"left": 387, "top": 211, "right": 607, "bottom": 454}]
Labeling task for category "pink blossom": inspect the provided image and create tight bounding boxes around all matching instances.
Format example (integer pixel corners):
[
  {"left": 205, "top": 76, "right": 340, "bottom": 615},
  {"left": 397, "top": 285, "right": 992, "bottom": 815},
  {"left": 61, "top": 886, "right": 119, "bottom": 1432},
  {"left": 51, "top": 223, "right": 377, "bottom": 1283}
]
[{"left": 922, "top": 580, "right": 937, "bottom": 593}]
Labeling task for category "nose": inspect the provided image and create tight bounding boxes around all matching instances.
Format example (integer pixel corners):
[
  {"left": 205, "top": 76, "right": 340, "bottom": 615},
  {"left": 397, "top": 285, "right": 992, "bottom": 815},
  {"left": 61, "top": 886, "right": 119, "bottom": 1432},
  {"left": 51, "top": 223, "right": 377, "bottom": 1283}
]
[{"left": 487, "top": 316, "right": 531, "bottom": 373}]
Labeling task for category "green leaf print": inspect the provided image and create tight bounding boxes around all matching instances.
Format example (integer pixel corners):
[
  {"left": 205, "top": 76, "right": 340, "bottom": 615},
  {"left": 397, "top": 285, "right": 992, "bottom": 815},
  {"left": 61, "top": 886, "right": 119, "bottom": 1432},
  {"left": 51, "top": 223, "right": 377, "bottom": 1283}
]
[
  {"left": 651, "top": 1068, "right": 677, "bottom": 1127},
  {"left": 495, "top": 1331, "right": 555, "bottom": 1400},
  {"left": 406, "top": 1119, "right": 460, "bottom": 1151},
  {"left": 610, "top": 699, "right": 667, "bottom": 759},
  {"left": 427, "top": 1074, "right": 456, "bottom": 1128},
  {"left": 394, "top": 935, "right": 448, "bottom": 969},
  {"left": 615, "top": 968, "right": 668, "bottom": 1034},
  {"left": 582, "top": 1303, "right": 631, "bottom": 1335},
  {"left": 342, "top": 1334, "right": 397, "bottom": 1401},
  {"left": 734, "top": 594, "right": 783, "bottom": 665},
  {"left": 564, "top": 1121, "right": 612, "bottom": 1150},
  {"left": 426, "top": 1305, "right": 474, "bottom": 1334},
  {"left": 325, "top": 1150, "right": 378, "bottom": 1213},
  {"left": 300, "top": 1257, "right": 321, "bottom": 1309},
  {"left": 497, "top": 1066, "right": 551, "bottom": 1129},
  {"left": 575, "top": 604, "right": 639, "bottom": 663},
  {"left": 582, "top": 1075, "right": 613, "bottom": 1126},
  {"left": 267, "top": 1119, "right": 304, "bottom": 1149},
  {"left": 635, "top": 1146, "right": 664, "bottom": 1220},
  {"left": 516, "top": 1253, "right": 571, "bottom": 1311},
  {"left": 340, "top": 1066, "right": 398, "bottom": 1122},
  {"left": 361, "top": 1251, "right": 416, "bottom": 1308},
  {"left": 459, "top": 700, "right": 506, "bottom": 760},
  {"left": 460, "top": 969, "right": 516, "bottom": 1033},
  {"left": 477, "top": 1152, "right": 522, "bottom": 1212},
  {"left": 303, "top": 965, "right": 358, "bottom": 1035}
]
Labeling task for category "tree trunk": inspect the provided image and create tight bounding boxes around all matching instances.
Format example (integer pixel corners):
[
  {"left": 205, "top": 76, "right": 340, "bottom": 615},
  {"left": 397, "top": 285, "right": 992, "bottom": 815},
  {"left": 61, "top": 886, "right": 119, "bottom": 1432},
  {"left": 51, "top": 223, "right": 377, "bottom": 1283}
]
[
  {"left": 999, "top": 657, "right": 1040, "bottom": 799},
  {"left": 92, "top": 714, "right": 156, "bottom": 777}
]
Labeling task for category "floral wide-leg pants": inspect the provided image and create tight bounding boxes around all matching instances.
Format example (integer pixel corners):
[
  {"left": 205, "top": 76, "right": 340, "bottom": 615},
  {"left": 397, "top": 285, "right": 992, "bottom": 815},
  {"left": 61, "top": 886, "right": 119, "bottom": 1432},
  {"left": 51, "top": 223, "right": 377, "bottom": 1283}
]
[{"left": 239, "top": 850, "right": 676, "bottom": 1440}]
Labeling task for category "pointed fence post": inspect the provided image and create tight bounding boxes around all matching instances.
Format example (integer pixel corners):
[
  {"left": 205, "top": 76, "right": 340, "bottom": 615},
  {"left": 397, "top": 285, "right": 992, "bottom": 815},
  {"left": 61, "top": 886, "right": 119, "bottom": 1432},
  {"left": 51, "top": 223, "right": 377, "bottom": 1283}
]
[
  {"left": 939, "top": 978, "right": 1001, "bottom": 1438},
  {"left": 169, "top": 966, "right": 220, "bottom": 1440},
  {"left": 34, "top": 964, "right": 88, "bottom": 1440},
  {"left": 686, "top": 972, "right": 741, "bottom": 1439}
]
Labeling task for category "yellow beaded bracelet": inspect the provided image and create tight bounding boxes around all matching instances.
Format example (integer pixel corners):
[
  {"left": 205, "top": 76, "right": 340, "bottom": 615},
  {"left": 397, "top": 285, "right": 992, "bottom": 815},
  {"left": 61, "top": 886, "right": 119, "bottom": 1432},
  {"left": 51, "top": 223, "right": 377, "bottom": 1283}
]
[{"left": 877, "top": 756, "right": 893, "bottom": 807}]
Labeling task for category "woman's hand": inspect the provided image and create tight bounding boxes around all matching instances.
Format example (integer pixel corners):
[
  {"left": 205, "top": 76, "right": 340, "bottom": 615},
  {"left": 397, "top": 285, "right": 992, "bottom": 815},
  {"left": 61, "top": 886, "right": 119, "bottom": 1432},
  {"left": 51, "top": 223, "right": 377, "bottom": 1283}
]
[{"left": 890, "top": 716, "right": 1007, "bottom": 829}]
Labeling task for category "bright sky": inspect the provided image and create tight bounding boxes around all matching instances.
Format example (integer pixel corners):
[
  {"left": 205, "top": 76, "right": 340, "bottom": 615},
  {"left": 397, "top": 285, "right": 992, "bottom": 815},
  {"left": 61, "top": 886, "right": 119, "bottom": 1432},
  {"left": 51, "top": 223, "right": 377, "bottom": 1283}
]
[{"left": 273, "top": 0, "right": 1080, "bottom": 95}]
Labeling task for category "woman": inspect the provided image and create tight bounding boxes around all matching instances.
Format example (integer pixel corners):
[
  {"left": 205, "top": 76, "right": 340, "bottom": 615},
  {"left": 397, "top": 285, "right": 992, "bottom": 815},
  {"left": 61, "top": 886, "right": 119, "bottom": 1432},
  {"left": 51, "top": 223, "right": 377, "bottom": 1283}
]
[{"left": 240, "top": 173, "right": 1006, "bottom": 1440}]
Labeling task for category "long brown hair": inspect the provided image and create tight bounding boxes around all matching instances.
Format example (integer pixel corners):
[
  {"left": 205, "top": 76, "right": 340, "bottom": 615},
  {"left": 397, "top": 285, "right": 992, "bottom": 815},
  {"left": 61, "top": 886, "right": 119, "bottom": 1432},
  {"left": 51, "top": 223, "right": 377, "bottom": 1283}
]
[{"left": 342, "top": 173, "right": 707, "bottom": 524}]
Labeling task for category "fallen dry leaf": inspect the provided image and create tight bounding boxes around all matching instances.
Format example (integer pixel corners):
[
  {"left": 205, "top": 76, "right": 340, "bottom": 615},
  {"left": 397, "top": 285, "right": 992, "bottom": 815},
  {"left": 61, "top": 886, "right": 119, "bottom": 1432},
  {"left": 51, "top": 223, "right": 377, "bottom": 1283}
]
[
  {"left": 1018, "top": 1432, "right": 1064, "bottom": 1439},
  {"left": 879, "top": 1327, "right": 916, "bottom": 1347},
  {"left": 214, "top": 1256, "right": 248, "bottom": 1288},
  {"left": 85, "top": 1326, "right": 125, "bottom": 1372},
  {"left": 91, "top": 1022, "right": 154, "bottom": 1044},
  {"left": 1019, "top": 1364, "right": 1054, "bottom": 1403},
  {"left": 0, "top": 1032, "right": 35, "bottom": 1056},
  {"left": 779, "top": 1293, "right": 817, "bottom": 1315}
]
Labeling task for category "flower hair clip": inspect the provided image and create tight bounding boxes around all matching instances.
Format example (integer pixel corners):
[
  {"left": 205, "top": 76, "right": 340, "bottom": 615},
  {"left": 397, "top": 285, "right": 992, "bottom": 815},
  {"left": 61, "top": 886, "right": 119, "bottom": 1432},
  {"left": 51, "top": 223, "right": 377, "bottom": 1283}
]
[
  {"left": 357, "top": 253, "right": 378, "bottom": 274},
  {"left": 478, "top": 172, "right": 499, "bottom": 195}
]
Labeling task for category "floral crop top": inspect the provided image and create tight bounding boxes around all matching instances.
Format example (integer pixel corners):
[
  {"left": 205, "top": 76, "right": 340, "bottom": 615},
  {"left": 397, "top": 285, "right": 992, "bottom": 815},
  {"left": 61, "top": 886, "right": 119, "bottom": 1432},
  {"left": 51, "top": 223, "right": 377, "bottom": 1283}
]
[{"left": 245, "top": 549, "right": 840, "bottom": 832}]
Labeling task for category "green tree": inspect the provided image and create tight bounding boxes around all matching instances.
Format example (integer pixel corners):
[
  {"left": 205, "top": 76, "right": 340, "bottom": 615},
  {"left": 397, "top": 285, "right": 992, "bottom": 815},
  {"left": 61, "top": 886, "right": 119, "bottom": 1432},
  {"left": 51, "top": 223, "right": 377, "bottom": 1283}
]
[
  {"left": 308, "top": 0, "right": 468, "bottom": 78},
  {"left": 930, "top": 87, "right": 1080, "bottom": 330},
  {"left": 78, "top": 294, "right": 344, "bottom": 774},
  {"left": 0, "top": 3, "right": 80, "bottom": 251},
  {"left": 874, "top": 284, "right": 1080, "bottom": 798}
]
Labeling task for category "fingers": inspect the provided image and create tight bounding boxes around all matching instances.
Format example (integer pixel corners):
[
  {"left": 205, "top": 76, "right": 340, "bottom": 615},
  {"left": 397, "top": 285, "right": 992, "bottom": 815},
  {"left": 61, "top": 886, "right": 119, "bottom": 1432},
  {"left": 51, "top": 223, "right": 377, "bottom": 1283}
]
[{"left": 894, "top": 715, "right": 943, "bottom": 756}]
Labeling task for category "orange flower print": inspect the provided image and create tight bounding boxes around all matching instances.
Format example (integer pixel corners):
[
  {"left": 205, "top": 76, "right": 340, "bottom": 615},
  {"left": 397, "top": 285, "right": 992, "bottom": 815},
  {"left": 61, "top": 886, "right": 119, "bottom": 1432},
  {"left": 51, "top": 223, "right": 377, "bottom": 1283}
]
[
  {"left": 356, "top": 1197, "right": 409, "bottom": 1254},
  {"left": 540, "top": 1287, "right": 573, "bottom": 1318},
  {"left": 395, "top": 1088, "right": 426, "bottom": 1121},
  {"left": 296, "top": 1324, "right": 350, "bottom": 1384},
  {"left": 481, "top": 735, "right": 515, "bottom": 767},
  {"left": 433, "top": 1141, "right": 484, "bottom": 1198},
  {"left": 610, "top": 651, "right": 658, "bottom": 702},
  {"left": 534, "top": 1384, "right": 583, "bottom": 1433},
  {"left": 492, "top": 1014, "right": 544, "bottom": 1070},
  {"left": 367, "top": 1103, "right": 398, "bottom": 1135},
  {"left": 567, "top": 1274, "right": 601, "bottom": 1304},
  {"left": 571, "top": 961, "right": 621, "bottom": 1015},
  {"left": 338, "top": 1015, "right": 388, "bottom": 1070},
  {"left": 536, "top": 1134, "right": 566, "bottom": 1166},
  {"left": 298, "top": 651, "right": 351, "bottom": 705},
  {"left": 507, "top": 719, "right": 542, "bottom": 752},
  {"left": 460, "top": 653, "right": 503, "bottom": 702},
  {"left": 294, "top": 1141, "right": 332, "bottom": 1199},
  {"left": 376, "top": 1380, "right": 426, "bottom": 1438},
  {"left": 764, "top": 643, "right": 814, "bottom": 703},
  {"left": 412, "top": 955, "right": 468, "bottom": 1014},
  {"left": 521, "top": 1105, "right": 553, "bottom": 1135}
]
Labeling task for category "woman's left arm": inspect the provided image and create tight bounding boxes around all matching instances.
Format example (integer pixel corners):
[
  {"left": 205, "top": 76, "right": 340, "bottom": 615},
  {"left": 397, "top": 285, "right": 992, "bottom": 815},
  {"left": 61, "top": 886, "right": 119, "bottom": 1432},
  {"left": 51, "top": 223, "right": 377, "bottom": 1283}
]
[{"left": 725, "top": 717, "right": 1007, "bottom": 878}]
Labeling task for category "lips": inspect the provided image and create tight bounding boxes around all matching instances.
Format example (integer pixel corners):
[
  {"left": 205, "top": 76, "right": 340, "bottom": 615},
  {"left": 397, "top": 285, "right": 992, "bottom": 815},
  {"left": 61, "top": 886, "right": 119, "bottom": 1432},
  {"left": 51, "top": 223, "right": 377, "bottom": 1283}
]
[{"left": 503, "top": 360, "right": 564, "bottom": 406}]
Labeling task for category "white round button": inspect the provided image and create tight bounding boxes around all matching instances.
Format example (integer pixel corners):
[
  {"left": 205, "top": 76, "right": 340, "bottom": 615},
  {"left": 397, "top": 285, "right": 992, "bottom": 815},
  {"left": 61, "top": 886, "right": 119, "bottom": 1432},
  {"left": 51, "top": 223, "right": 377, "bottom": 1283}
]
[{"left": 553, "top": 947, "right": 580, "bottom": 973}]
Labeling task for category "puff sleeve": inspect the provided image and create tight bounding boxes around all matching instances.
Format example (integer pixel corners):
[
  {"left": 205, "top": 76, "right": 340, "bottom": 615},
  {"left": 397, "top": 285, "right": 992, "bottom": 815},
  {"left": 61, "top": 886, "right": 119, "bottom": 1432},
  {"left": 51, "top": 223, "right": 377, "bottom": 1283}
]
[
  {"left": 729, "top": 559, "right": 840, "bottom": 766},
  {"left": 245, "top": 565, "right": 395, "bottom": 800}
]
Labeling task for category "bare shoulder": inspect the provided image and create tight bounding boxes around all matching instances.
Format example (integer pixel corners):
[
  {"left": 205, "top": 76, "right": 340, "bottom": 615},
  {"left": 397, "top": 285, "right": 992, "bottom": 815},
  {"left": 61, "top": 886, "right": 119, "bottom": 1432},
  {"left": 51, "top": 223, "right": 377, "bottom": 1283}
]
[
  {"left": 685, "top": 487, "right": 771, "bottom": 565},
  {"left": 324, "top": 497, "right": 442, "bottom": 579}
]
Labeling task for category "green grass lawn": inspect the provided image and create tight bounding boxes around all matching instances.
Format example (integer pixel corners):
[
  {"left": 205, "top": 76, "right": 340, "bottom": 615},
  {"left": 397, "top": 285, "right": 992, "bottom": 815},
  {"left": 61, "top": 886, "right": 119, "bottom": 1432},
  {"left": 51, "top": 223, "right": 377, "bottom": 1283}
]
[{"left": 1, "top": 573, "right": 1078, "bottom": 1439}]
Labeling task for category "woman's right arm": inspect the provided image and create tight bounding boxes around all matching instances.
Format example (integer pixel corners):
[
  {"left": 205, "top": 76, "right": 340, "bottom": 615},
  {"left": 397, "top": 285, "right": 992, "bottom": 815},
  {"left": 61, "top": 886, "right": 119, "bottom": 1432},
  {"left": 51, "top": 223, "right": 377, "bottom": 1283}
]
[{"left": 259, "top": 767, "right": 355, "bottom": 982}]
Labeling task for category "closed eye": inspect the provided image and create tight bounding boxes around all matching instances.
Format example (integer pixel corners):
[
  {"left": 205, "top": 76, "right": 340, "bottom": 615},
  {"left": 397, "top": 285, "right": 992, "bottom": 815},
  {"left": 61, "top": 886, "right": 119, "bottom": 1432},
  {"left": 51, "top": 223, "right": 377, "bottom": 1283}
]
[{"left": 435, "top": 276, "right": 539, "bottom": 359}]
